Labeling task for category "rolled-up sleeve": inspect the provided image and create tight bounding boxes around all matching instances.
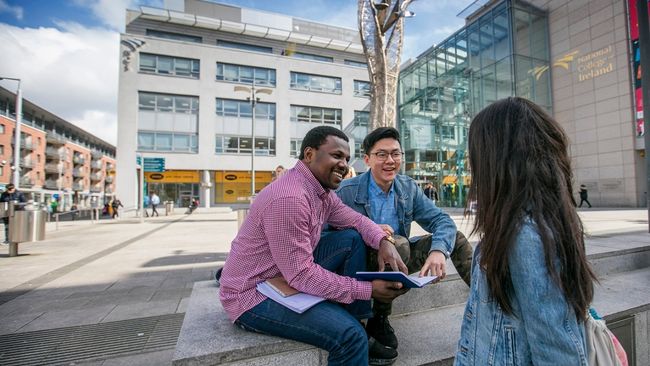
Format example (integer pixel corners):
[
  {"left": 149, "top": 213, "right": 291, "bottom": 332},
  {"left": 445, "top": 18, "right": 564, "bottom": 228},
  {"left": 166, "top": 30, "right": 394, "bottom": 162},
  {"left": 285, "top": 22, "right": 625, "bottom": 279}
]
[{"left": 262, "top": 197, "right": 373, "bottom": 302}]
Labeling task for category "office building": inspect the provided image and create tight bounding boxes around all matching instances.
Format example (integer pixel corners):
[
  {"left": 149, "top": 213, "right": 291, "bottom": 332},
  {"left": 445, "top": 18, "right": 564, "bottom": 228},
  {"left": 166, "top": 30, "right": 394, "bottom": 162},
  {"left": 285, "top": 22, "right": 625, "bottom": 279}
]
[
  {"left": 398, "top": 0, "right": 646, "bottom": 207},
  {"left": 0, "top": 86, "right": 116, "bottom": 210},
  {"left": 117, "top": 0, "right": 371, "bottom": 207}
]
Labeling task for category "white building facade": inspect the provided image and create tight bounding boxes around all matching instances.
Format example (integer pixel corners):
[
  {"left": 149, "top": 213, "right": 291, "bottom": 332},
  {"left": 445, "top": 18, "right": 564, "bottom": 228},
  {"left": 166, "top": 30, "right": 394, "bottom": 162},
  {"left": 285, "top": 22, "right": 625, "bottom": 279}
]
[{"left": 117, "top": 0, "right": 371, "bottom": 208}]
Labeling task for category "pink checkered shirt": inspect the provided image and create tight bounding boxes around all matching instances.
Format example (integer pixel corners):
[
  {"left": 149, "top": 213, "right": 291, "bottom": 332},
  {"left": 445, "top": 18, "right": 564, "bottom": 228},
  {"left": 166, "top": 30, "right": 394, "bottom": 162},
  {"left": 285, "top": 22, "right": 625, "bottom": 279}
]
[{"left": 219, "top": 161, "right": 386, "bottom": 322}]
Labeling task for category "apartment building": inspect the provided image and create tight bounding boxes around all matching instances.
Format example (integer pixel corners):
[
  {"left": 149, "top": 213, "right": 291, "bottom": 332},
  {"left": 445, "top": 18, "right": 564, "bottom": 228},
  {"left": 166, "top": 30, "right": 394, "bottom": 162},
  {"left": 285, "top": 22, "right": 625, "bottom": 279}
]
[
  {"left": 117, "top": 0, "right": 371, "bottom": 207},
  {"left": 0, "top": 86, "right": 116, "bottom": 210}
]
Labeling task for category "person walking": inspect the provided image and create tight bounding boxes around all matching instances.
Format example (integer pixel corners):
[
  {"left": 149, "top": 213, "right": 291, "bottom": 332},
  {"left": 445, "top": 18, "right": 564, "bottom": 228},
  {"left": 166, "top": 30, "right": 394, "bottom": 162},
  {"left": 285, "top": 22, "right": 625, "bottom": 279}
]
[
  {"left": 579, "top": 184, "right": 592, "bottom": 208},
  {"left": 111, "top": 198, "right": 123, "bottom": 219},
  {"left": 0, "top": 184, "right": 26, "bottom": 244},
  {"left": 455, "top": 97, "right": 596, "bottom": 365},
  {"left": 150, "top": 192, "right": 160, "bottom": 216}
]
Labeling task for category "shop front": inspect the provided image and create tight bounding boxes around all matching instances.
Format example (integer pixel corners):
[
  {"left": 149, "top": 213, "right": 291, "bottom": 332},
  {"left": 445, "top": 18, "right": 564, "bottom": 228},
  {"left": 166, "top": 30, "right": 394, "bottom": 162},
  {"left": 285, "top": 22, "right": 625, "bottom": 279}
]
[
  {"left": 145, "top": 170, "right": 200, "bottom": 208},
  {"left": 214, "top": 171, "right": 273, "bottom": 204}
]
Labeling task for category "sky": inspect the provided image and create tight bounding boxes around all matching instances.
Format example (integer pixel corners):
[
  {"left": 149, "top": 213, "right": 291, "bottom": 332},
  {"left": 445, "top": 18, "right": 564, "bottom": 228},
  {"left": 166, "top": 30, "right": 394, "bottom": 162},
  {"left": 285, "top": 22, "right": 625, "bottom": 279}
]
[{"left": 0, "top": 0, "right": 474, "bottom": 145}]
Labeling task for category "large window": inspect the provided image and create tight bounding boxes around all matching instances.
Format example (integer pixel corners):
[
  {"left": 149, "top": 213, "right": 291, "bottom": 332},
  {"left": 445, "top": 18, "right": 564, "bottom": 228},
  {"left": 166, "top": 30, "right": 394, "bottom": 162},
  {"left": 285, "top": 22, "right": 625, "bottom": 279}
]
[
  {"left": 292, "top": 52, "right": 333, "bottom": 63},
  {"left": 146, "top": 29, "right": 202, "bottom": 43},
  {"left": 354, "top": 80, "right": 371, "bottom": 97},
  {"left": 140, "top": 53, "right": 200, "bottom": 78},
  {"left": 216, "top": 63, "right": 276, "bottom": 87},
  {"left": 290, "top": 105, "right": 342, "bottom": 125},
  {"left": 217, "top": 40, "right": 273, "bottom": 54},
  {"left": 345, "top": 59, "right": 368, "bottom": 68},
  {"left": 290, "top": 72, "right": 342, "bottom": 94},
  {"left": 138, "top": 92, "right": 199, "bottom": 153},
  {"left": 216, "top": 98, "right": 276, "bottom": 156},
  {"left": 290, "top": 139, "right": 302, "bottom": 157},
  {"left": 215, "top": 136, "right": 275, "bottom": 155}
]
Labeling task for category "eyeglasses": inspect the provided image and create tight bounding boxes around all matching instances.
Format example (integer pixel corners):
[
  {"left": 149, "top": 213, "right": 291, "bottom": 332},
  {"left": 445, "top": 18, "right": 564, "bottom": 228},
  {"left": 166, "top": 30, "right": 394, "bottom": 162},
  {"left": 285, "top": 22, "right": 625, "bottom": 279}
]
[{"left": 369, "top": 151, "right": 404, "bottom": 162}]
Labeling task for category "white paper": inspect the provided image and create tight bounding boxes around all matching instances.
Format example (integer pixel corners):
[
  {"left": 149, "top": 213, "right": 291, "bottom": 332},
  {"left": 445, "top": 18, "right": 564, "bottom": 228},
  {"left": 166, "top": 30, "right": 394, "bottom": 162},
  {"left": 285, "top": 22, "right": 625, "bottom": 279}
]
[{"left": 256, "top": 281, "right": 325, "bottom": 314}]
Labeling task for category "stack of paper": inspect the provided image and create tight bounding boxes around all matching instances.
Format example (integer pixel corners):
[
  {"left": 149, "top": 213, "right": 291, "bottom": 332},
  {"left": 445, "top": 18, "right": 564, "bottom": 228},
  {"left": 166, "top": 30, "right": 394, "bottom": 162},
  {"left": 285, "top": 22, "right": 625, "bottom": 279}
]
[
  {"left": 355, "top": 271, "right": 439, "bottom": 288},
  {"left": 257, "top": 281, "right": 325, "bottom": 314}
]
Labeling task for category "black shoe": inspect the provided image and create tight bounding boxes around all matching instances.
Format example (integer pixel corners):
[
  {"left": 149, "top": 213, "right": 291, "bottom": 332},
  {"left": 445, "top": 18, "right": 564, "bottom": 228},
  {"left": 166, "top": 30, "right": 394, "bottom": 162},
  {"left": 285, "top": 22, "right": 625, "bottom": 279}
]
[
  {"left": 215, "top": 267, "right": 223, "bottom": 287},
  {"left": 366, "top": 315, "right": 398, "bottom": 349},
  {"left": 368, "top": 337, "right": 398, "bottom": 365}
]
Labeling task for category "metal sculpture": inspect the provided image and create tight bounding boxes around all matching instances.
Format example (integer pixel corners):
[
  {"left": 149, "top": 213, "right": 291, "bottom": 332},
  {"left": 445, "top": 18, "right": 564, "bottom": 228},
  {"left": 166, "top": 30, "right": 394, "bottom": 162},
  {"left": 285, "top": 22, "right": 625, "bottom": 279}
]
[{"left": 358, "top": 0, "right": 415, "bottom": 130}]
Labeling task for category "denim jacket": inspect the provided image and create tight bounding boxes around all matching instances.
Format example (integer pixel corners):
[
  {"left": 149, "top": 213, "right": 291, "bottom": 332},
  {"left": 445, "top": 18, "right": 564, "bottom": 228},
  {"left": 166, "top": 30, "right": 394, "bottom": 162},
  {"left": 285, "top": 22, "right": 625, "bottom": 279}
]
[
  {"left": 454, "top": 219, "right": 588, "bottom": 366},
  {"left": 335, "top": 171, "right": 456, "bottom": 257}
]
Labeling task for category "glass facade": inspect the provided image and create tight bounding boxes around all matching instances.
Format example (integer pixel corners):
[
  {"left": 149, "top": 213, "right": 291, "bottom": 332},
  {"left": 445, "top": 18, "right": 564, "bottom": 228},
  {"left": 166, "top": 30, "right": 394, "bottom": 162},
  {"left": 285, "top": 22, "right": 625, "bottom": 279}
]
[{"left": 397, "top": 0, "right": 550, "bottom": 207}]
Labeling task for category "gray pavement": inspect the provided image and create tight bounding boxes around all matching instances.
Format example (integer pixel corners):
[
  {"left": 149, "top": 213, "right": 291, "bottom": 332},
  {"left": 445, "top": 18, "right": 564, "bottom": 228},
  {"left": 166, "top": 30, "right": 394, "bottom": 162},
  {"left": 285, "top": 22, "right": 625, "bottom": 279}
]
[{"left": 0, "top": 207, "right": 648, "bottom": 365}]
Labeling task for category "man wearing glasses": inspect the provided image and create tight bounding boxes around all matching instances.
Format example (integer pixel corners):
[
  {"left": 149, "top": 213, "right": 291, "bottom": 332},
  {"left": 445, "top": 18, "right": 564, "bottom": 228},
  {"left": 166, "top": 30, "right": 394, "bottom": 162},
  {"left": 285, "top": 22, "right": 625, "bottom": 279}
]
[{"left": 336, "top": 127, "right": 473, "bottom": 365}]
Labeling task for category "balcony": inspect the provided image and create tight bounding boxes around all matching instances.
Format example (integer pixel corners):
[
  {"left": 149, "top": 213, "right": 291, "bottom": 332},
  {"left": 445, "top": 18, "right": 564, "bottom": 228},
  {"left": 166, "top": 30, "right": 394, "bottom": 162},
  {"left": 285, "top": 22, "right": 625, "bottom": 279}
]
[
  {"left": 90, "top": 160, "right": 103, "bottom": 170},
  {"left": 20, "top": 176, "right": 34, "bottom": 187},
  {"left": 90, "top": 172, "right": 102, "bottom": 182},
  {"left": 106, "top": 163, "right": 115, "bottom": 172},
  {"left": 44, "top": 179, "right": 62, "bottom": 190},
  {"left": 105, "top": 176, "right": 114, "bottom": 183},
  {"left": 46, "top": 134, "right": 66, "bottom": 145},
  {"left": 90, "top": 185, "right": 103, "bottom": 193},
  {"left": 72, "top": 168, "right": 84, "bottom": 178},
  {"left": 72, "top": 182, "right": 84, "bottom": 191},
  {"left": 20, "top": 158, "right": 33, "bottom": 169},
  {"left": 46, "top": 147, "right": 63, "bottom": 159},
  {"left": 105, "top": 187, "right": 113, "bottom": 194},
  {"left": 73, "top": 155, "right": 85, "bottom": 165},
  {"left": 91, "top": 151, "right": 103, "bottom": 159},
  {"left": 44, "top": 163, "right": 61, "bottom": 173}
]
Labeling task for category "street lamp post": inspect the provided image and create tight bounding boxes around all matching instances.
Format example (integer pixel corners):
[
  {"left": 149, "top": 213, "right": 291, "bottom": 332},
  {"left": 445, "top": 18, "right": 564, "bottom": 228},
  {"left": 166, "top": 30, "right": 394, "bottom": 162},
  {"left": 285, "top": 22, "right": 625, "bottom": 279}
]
[
  {"left": 234, "top": 85, "right": 273, "bottom": 197},
  {"left": 0, "top": 77, "right": 22, "bottom": 189}
]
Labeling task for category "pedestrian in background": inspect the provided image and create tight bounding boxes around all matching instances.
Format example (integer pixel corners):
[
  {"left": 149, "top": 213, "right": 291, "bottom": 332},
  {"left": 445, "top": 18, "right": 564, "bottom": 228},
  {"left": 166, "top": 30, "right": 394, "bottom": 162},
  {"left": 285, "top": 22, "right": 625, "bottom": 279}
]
[
  {"left": 150, "top": 192, "right": 160, "bottom": 217},
  {"left": 272, "top": 165, "right": 286, "bottom": 182},
  {"left": 111, "top": 198, "right": 123, "bottom": 219},
  {"left": 579, "top": 184, "right": 592, "bottom": 208},
  {"left": 0, "top": 184, "right": 26, "bottom": 244},
  {"left": 456, "top": 97, "right": 596, "bottom": 365}
]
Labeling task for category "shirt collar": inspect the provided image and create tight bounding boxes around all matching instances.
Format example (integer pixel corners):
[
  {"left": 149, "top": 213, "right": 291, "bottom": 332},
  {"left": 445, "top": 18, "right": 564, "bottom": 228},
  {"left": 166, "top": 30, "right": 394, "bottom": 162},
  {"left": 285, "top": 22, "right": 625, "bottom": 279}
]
[
  {"left": 295, "top": 160, "right": 328, "bottom": 199},
  {"left": 368, "top": 171, "right": 393, "bottom": 197}
]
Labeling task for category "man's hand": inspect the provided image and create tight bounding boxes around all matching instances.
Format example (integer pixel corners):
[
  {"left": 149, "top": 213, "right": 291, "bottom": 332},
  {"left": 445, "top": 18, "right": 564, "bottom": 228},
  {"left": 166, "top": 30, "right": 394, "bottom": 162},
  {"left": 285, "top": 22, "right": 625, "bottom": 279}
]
[
  {"left": 377, "top": 239, "right": 408, "bottom": 273},
  {"left": 371, "top": 279, "right": 409, "bottom": 302},
  {"left": 419, "top": 251, "right": 447, "bottom": 278},
  {"left": 378, "top": 224, "right": 393, "bottom": 236}
]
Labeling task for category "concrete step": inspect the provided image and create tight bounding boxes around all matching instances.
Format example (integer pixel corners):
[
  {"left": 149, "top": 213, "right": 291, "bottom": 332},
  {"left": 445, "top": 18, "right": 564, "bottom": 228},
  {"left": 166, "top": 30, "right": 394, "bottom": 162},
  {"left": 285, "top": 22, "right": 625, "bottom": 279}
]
[
  {"left": 173, "top": 245, "right": 650, "bottom": 366},
  {"left": 173, "top": 265, "right": 650, "bottom": 366}
]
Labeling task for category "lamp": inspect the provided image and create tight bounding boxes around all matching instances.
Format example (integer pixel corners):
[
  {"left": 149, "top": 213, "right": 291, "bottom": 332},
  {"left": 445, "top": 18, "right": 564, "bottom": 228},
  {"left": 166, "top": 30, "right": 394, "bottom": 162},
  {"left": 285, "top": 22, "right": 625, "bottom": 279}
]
[
  {"left": 234, "top": 85, "right": 273, "bottom": 198},
  {"left": 0, "top": 77, "right": 22, "bottom": 189}
]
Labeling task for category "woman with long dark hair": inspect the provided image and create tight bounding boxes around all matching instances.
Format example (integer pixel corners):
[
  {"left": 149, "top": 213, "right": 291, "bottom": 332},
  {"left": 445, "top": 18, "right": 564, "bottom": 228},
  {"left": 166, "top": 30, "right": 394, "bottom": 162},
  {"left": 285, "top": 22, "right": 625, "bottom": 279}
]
[{"left": 455, "top": 97, "right": 597, "bottom": 365}]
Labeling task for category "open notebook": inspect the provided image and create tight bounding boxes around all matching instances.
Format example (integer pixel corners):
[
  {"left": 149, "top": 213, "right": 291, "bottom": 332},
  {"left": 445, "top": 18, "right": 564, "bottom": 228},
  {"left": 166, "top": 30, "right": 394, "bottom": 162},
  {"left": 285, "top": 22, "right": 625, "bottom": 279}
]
[
  {"left": 256, "top": 277, "right": 325, "bottom": 314},
  {"left": 355, "top": 271, "right": 439, "bottom": 288}
]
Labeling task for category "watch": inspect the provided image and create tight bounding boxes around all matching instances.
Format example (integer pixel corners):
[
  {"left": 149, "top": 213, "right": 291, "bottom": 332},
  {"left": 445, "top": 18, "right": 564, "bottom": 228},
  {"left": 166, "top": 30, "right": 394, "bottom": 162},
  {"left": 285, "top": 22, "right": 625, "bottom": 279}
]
[{"left": 384, "top": 235, "right": 396, "bottom": 245}]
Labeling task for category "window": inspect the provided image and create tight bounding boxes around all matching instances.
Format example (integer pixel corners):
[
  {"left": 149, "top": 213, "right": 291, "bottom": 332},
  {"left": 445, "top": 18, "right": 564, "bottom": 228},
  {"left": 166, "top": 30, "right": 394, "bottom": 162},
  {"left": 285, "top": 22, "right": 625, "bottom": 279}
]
[
  {"left": 345, "top": 59, "right": 368, "bottom": 68},
  {"left": 0, "top": 145, "right": 3, "bottom": 155},
  {"left": 354, "top": 80, "right": 371, "bottom": 97},
  {"left": 216, "top": 63, "right": 276, "bottom": 87},
  {"left": 215, "top": 136, "right": 275, "bottom": 155},
  {"left": 216, "top": 99, "right": 275, "bottom": 119},
  {"left": 0, "top": 166, "right": 3, "bottom": 176},
  {"left": 290, "top": 105, "right": 342, "bottom": 126},
  {"left": 137, "top": 92, "right": 199, "bottom": 153},
  {"left": 354, "top": 111, "right": 369, "bottom": 126},
  {"left": 140, "top": 53, "right": 200, "bottom": 78},
  {"left": 146, "top": 29, "right": 202, "bottom": 43},
  {"left": 0, "top": 124, "right": 4, "bottom": 134},
  {"left": 441, "top": 125, "right": 455, "bottom": 140},
  {"left": 217, "top": 40, "right": 272, "bottom": 53},
  {"left": 292, "top": 52, "right": 333, "bottom": 63},
  {"left": 290, "top": 139, "right": 302, "bottom": 157},
  {"left": 290, "top": 72, "right": 342, "bottom": 94}
]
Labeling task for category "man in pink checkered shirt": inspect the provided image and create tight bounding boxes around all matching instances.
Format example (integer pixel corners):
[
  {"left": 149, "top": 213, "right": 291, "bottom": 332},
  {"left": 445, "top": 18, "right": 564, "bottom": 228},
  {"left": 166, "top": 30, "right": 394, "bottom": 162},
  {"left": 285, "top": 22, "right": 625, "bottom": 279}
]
[{"left": 219, "top": 126, "right": 409, "bottom": 365}]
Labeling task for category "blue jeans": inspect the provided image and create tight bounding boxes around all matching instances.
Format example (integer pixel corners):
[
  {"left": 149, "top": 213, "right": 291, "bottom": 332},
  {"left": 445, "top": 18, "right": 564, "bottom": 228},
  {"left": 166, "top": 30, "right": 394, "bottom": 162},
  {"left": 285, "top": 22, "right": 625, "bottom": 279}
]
[{"left": 236, "top": 229, "right": 371, "bottom": 366}]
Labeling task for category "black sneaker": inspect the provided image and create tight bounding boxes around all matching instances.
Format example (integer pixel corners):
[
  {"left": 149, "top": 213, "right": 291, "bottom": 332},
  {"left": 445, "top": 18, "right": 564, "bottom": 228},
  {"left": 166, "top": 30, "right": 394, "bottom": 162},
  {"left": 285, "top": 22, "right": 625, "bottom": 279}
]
[
  {"left": 368, "top": 337, "right": 398, "bottom": 365},
  {"left": 366, "top": 315, "right": 398, "bottom": 349},
  {"left": 215, "top": 267, "right": 223, "bottom": 287}
]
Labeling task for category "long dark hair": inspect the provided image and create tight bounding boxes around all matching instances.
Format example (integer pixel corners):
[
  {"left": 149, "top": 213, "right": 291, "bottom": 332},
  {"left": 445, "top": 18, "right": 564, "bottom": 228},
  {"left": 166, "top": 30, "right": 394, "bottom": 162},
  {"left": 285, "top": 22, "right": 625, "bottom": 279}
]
[{"left": 466, "top": 97, "right": 595, "bottom": 320}]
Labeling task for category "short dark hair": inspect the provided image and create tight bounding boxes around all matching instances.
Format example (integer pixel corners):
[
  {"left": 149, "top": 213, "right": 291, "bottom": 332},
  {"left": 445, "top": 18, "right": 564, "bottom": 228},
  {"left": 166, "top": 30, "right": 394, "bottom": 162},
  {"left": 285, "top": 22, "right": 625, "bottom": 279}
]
[
  {"left": 299, "top": 126, "right": 349, "bottom": 160},
  {"left": 362, "top": 127, "right": 401, "bottom": 154},
  {"left": 6, "top": 184, "right": 15, "bottom": 190}
]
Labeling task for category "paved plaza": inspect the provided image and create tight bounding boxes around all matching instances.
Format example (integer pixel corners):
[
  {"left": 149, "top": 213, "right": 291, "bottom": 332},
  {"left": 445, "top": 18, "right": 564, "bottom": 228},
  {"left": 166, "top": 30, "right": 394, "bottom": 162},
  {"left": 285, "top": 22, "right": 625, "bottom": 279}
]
[{"left": 0, "top": 207, "right": 648, "bottom": 365}]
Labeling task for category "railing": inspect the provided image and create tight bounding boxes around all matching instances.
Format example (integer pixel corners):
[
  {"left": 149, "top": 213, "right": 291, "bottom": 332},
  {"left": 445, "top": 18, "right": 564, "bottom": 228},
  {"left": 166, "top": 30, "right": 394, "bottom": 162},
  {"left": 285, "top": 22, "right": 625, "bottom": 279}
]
[
  {"left": 72, "top": 169, "right": 84, "bottom": 178},
  {"left": 73, "top": 156, "right": 85, "bottom": 165},
  {"left": 20, "top": 159, "right": 33, "bottom": 168},
  {"left": 90, "top": 160, "right": 103, "bottom": 170},
  {"left": 44, "top": 163, "right": 61, "bottom": 173},
  {"left": 106, "top": 164, "right": 115, "bottom": 172},
  {"left": 105, "top": 176, "right": 114, "bottom": 183},
  {"left": 45, "top": 147, "right": 63, "bottom": 158},
  {"left": 90, "top": 173, "right": 102, "bottom": 181},
  {"left": 91, "top": 151, "right": 103, "bottom": 159},
  {"left": 52, "top": 208, "right": 102, "bottom": 230},
  {"left": 46, "top": 134, "right": 65, "bottom": 145},
  {"left": 44, "top": 180, "right": 62, "bottom": 190},
  {"left": 19, "top": 176, "right": 34, "bottom": 187},
  {"left": 90, "top": 186, "right": 102, "bottom": 193},
  {"left": 72, "top": 182, "right": 84, "bottom": 191}
]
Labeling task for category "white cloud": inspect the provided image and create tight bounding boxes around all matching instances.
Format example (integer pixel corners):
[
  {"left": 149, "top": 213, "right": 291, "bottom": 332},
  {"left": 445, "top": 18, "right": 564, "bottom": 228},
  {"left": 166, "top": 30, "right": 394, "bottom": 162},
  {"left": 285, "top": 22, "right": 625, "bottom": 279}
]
[
  {"left": 72, "top": 0, "right": 164, "bottom": 31},
  {"left": 0, "top": 22, "right": 119, "bottom": 145},
  {"left": 0, "top": 0, "right": 23, "bottom": 20}
]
